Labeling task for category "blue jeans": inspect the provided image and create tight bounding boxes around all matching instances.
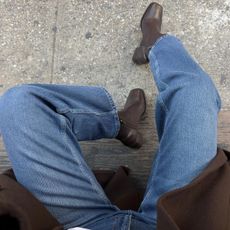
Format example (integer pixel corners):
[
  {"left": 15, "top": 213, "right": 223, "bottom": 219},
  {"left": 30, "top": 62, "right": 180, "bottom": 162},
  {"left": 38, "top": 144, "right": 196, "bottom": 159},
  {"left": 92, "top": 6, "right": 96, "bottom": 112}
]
[{"left": 0, "top": 35, "right": 221, "bottom": 230}]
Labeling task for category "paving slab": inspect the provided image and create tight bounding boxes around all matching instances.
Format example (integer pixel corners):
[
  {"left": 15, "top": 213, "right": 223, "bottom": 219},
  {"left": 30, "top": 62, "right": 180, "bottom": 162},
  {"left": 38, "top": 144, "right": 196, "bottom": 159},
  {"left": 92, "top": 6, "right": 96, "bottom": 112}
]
[
  {"left": 0, "top": 0, "right": 57, "bottom": 95},
  {"left": 53, "top": 0, "right": 230, "bottom": 106}
]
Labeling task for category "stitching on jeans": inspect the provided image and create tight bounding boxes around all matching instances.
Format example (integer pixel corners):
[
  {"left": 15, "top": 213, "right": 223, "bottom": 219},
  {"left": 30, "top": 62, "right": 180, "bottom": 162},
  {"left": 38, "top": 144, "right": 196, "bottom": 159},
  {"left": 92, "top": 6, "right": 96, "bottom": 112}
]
[
  {"left": 150, "top": 34, "right": 170, "bottom": 52},
  {"left": 141, "top": 153, "right": 162, "bottom": 200},
  {"left": 101, "top": 87, "right": 120, "bottom": 137},
  {"left": 58, "top": 114, "right": 66, "bottom": 135},
  {"left": 141, "top": 176, "right": 156, "bottom": 201},
  {"left": 56, "top": 107, "right": 69, "bottom": 114},
  {"left": 58, "top": 109, "right": 116, "bottom": 116},
  {"left": 132, "top": 214, "right": 156, "bottom": 225},
  {"left": 127, "top": 214, "right": 132, "bottom": 230},
  {"left": 151, "top": 53, "right": 169, "bottom": 113},
  {"left": 149, "top": 34, "right": 181, "bottom": 55},
  {"left": 112, "top": 216, "right": 118, "bottom": 230},
  {"left": 157, "top": 95, "right": 169, "bottom": 113},
  {"left": 152, "top": 53, "right": 168, "bottom": 91},
  {"left": 78, "top": 154, "right": 113, "bottom": 206},
  {"left": 75, "top": 147, "right": 113, "bottom": 206},
  {"left": 61, "top": 118, "right": 114, "bottom": 207}
]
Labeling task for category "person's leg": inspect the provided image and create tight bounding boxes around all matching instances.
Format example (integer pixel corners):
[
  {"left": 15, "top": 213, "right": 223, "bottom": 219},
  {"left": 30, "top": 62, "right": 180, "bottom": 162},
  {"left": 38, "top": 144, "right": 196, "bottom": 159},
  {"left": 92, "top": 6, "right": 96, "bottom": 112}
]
[
  {"left": 0, "top": 84, "right": 120, "bottom": 229},
  {"left": 139, "top": 35, "right": 221, "bottom": 223}
]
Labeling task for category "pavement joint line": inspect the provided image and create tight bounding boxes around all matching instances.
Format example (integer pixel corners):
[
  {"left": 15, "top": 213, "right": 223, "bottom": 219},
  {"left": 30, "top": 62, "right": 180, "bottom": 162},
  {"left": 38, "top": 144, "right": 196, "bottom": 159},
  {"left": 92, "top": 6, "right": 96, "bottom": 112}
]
[{"left": 50, "top": 0, "right": 59, "bottom": 84}]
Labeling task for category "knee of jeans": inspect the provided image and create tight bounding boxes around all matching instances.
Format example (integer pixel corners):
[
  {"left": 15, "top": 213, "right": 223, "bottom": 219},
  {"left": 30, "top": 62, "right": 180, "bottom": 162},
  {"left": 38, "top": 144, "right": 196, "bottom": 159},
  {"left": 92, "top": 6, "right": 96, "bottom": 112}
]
[
  {"left": 0, "top": 84, "right": 36, "bottom": 123},
  {"left": 183, "top": 76, "right": 221, "bottom": 109}
]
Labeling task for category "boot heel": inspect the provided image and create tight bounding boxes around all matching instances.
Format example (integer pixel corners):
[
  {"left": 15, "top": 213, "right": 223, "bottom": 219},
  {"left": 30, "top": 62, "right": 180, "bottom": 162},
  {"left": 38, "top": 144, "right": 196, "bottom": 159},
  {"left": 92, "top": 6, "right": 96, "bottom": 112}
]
[
  {"left": 133, "top": 131, "right": 144, "bottom": 149},
  {"left": 132, "top": 46, "right": 149, "bottom": 65}
]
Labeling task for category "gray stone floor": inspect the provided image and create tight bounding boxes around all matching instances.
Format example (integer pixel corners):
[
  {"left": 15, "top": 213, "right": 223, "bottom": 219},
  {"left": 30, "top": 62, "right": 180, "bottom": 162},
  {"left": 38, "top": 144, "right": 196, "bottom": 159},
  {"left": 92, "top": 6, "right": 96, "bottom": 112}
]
[{"left": 0, "top": 0, "right": 230, "bottom": 189}]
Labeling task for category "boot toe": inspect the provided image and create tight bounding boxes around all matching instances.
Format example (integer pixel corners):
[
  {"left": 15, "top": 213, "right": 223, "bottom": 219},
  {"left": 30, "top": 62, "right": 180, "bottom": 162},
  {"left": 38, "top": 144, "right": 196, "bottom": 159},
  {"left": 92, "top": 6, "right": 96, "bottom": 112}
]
[{"left": 141, "top": 2, "right": 163, "bottom": 28}]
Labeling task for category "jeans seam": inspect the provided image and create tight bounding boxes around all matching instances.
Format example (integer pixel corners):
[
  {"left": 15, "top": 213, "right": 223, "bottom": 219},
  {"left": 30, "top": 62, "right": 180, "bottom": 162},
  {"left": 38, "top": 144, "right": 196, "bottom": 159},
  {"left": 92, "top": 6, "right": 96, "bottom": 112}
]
[
  {"left": 148, "top": 34, "right": 180, "bottom": 56},
  {"left": 132, "top": 214, "right": 156, "bottom": 226},
  {"left": 112, "top": 216, "right": 118, "bottom": 230},
  {"left": 127, "top": 214, "right": 132, "bottom": 230},
  {"left": 57, "top": 109, "right": 117, "bottom": 116},
  {"left": 157, "top": 95, "right": 169, "bottom": 114},
  {"left": 100, "top": 87, "right": 120, "bottom": 137},
  {"left": 61, "top": 116, "right": 114, "bottom": 207},
  {"left": 141, "top": 176, "right": 156, "bottom": 201},
  {"left": 150, "top": 51, "right": 169, "bottom": 113},
  {"left": 73, "top": 143, "right": 113, "bottom": 206},
  {"left": 58, "top": 114, "right": 66, "bottom": 135}
]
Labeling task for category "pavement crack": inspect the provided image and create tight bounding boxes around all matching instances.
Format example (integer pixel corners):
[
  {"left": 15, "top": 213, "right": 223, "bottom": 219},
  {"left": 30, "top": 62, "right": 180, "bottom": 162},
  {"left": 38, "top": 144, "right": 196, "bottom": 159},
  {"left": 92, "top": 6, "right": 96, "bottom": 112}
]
[{"left": 50, "top": 0, "right": 59, "bottom": 84}]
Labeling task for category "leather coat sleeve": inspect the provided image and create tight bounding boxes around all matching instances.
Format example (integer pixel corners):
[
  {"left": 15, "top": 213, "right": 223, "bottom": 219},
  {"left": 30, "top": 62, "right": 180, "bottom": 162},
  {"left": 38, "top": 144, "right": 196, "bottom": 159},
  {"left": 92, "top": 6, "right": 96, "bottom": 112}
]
[{"left": 0, "top": 172, "right": 63, "bottom": 230}]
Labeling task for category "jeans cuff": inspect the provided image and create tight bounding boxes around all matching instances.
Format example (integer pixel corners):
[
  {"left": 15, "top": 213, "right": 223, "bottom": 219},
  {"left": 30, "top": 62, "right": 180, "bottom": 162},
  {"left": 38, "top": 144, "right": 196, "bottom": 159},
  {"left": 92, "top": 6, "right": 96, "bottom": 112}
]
[
  {"left": 148, "top": 34, "right": 179, "bottom": 60},
  {"left": 101, "top": 87, "right": 120, "bottom": 137}
]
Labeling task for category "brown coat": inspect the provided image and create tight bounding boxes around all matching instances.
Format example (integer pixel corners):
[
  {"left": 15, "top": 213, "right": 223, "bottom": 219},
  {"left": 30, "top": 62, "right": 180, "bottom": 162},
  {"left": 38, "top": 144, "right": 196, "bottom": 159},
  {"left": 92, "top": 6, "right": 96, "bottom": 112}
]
[
  {"left": 0, "top": 149, "right": 229, "bottom": 230},
  {"left": 0, "top": 166, "right": 142, "bottom": 230},
  {"left": 157, "top": 148, "right": 230, "bottom": 230},
  {"left": 0, "top": 170, "right": 62, "bottom": 230}
]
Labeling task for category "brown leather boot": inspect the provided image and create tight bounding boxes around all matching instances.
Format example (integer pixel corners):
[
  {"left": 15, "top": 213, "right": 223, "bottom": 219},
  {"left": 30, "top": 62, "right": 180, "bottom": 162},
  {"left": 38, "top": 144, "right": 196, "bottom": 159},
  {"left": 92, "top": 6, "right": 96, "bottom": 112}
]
[
  {"left": 116, "top": 89, "right": 146, "bottom": 149},
  {"left": 133, "top": 2, "right": 164, "bottom": 65}
]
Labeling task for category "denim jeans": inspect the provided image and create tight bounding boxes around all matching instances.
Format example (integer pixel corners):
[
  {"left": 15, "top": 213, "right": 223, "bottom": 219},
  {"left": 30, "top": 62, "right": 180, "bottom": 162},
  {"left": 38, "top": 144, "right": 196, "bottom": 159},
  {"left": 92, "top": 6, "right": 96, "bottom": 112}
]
[{"left": 0, "top": 35, "right": 221, "bottom": 230}]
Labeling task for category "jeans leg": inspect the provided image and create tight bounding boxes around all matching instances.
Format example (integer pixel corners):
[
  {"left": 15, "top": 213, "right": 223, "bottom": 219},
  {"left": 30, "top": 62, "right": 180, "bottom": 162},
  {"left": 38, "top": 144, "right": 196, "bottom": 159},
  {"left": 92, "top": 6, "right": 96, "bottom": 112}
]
[
  {"left": 0, "top": 84, "right": 120, "bottom": 229},
  {"left": 139, "top": 35, "right": 221, "bottom": 223}
]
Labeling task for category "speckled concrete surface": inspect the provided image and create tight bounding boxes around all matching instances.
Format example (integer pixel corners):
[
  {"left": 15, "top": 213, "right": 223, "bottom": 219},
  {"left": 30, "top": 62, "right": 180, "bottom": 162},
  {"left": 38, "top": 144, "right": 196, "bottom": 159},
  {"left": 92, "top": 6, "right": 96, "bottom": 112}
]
[
  {"left": 0, "top": 1, "right": 56, "bottom": 93},
  {"left": 0, "top": 0, "right": 230, "bottom": 188}
]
